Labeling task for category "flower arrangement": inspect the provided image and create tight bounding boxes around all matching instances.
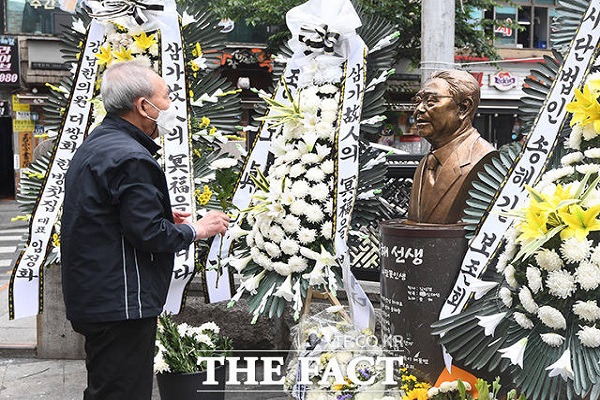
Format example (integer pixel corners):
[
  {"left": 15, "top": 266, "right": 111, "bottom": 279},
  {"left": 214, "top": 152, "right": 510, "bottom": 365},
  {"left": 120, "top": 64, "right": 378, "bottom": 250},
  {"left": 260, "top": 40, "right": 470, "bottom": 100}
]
[
  {"left": 226, "top": 78, "right": 345, "bottom": 322},
  {"left": 283, "top": 308, "right": 399, "bottom": 400},
  {"left": 154, "top": 313, "right": 233, "bottom": 374}
]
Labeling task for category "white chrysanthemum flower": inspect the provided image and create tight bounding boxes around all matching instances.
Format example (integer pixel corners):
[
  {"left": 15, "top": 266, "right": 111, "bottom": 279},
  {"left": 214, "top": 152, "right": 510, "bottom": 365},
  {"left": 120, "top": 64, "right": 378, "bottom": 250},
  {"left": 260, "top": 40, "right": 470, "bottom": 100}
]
[
  {"left": 577, "top": 326, "right": 600, "bottom": 347},
  {"left": 282, "top": 215, "right": 301, "bottom": 233},
  {"left": 504, "top": 264, "right": 518, "bottom": 288},
  {"left": 209, "top": 157, "right": 237, "bottom": 170},
  {"left": 518, "top": 287, "right": 539, "bottom": 314},
  {"left": 567, "top": 125, "right": 582, "bottom": 150},
  {"left": 560, "top": 151, "right": 584, "bottom": 166},
  {"left": 289, "top": 163, "right": 307, "bottom": 178},
  {"left": 541, "top": 166, "right": 575, "bottom": 183},
  {"left": 153, "top": 351, "right": 170, "bottom": 373},
  {"left": 315, "top": 121, "right": 335, "bottom": 139},
  {"left": 264, "top": 242, "right": 282, "bottom": 258},
  {"left": 268, "top": 225, "right": 285, "bottom": 243},
  {"left": 310, "top": 182, "right": 329, "bottom": 201},
  {"left": 305, "top": 167, "right": 326, "bottom": 182},
  {"left": 273, "top": 261, "right": 293, "bottom": 276},
  {"left": 540, "top": 333, "right": 565, "bottom": 348},
  {"left": 499, "top": 287, "right": 513, "bottom": 308},
  {"left": 290, "top": 180, "right": 310, "bottom": 199},
  {"left": 576, "top": 163, "right": 600, "bottom": 175},
  {"left": 321, "top": 159, "right": 334, "bottom": 175},
  {"left": 290, "top": 199, "right": 309, "bottom": 216},
  {"left": 526, "top": 266, "right": 543, "bottom": 293},
  {"left": 546, "top": 269, "right": 576, "bottom": 299},
  {"left": 246, "top": 230, "right": 255, "bottom": 247},
  {"left": 305, "top": 204, "right": 325, "bottom": 223},
  {"left": 496, "top": 252, "right": 510, "bottom": 273},
  {"left": 573, "top": 300, "right": 600, "bottom": 322},
  {"left": 283, "top": 149, "right": 302, "bottom": 163},
  {"left": 538, "top": 305, "right": 567, "bottom": 330},
  {"left": 297, "top": 227, "right": 317, "bottom": 244},
  {"left": 591, "top": 246, "right": 600, "bottom": 266},
  {"left": 301, "top": 153, "right": 321, "bottom": 165},
  {"left": 514, "top": 312, "right": 534, "bottom": 329},
  {"left": 321, "top": 221, "right": 333, "bottom": 240},
  {"left": 575, "top": 260, "right": 600, "bottom": 291},
  {"left": 253, "top": 251, "right": 273, "bottom": 269},
  {"left": 289, "top": 255, "right": 309, "bottom": 273},
  {"left": 560, "top": 237, "right": 591, "bottom": 263},
  {"left": 584, "top": 148, "right": 600, "bottom": 158},
  {"left": 582, "top": 122, "right": 600, "bottom": 140},
  {"left": 254, "top": 231, "right": 265, "bottom": 248},
  {"left": 280, "top": 238, "right": 300, "bottom": 255},
  {"left": 535, "top": 249, "right": 564, "bottom": 271}
]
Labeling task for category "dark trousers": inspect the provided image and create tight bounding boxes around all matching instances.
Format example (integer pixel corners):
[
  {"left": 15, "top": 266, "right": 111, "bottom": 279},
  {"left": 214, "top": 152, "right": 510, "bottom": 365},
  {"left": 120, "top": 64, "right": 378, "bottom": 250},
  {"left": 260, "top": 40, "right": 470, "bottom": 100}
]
[{"left": 71, "top": 317, "right": 158, "bottom": 400}]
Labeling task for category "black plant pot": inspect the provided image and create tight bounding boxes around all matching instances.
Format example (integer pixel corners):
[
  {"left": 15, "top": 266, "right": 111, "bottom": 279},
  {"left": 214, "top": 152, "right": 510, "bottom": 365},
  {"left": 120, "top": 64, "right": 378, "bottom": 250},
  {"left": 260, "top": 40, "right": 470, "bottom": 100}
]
[{"left": 156, "top": 364, "right": 226, "bottom": 400}]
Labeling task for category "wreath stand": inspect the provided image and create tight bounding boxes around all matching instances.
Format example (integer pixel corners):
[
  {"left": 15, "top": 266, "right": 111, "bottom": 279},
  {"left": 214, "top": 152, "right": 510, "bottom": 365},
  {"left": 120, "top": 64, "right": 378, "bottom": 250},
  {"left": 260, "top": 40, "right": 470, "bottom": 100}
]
[{"left": 301, "top": 287, "right": 351, "bottom": 323}]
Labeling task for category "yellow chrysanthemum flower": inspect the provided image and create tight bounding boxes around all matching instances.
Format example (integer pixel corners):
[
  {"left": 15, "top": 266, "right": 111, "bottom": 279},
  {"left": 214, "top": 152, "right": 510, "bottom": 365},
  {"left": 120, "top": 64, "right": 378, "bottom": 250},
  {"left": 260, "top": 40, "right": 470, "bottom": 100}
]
[
  {"left": 113, "top": 47, "right": 134, "bottom": 62},
  {"left": 52, "top": 233, "right": 60, "bottom": 247},
  {"left": 558, "top": 204, "right": 600, "bottom": 241},
  {"left": 199, "top": 116, "right": 211, "bottom": 129},
  {"left": 209, "top": 126, "right": 218, "bottom": 135},
  {"left": 133, "top": 31, "right": 157, "bottom": 50},
  {"left": 95, "top": 45, "right": 113, "bottom": 65},
  {"left": 196, "top": 185, "right": 213, "bottom": 205},
  {"left": 402, "top": 387, "right": 429, "bottom": 400},
  {"left": 566, "top": 83, "right": 600, "bottom": 130}
]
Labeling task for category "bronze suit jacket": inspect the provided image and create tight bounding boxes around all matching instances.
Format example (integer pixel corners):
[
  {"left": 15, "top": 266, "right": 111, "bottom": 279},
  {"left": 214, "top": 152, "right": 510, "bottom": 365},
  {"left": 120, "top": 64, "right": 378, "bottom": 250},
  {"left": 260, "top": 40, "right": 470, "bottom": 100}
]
[{"left": 407, "top": 128, "right": 498, "bottom": 224}]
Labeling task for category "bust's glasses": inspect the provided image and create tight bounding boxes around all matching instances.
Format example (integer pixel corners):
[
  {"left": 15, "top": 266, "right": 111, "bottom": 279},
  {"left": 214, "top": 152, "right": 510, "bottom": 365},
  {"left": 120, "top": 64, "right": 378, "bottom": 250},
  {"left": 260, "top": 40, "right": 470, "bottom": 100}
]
[{"left": 412, "top": 93, "right": 455, "bottom": 109}]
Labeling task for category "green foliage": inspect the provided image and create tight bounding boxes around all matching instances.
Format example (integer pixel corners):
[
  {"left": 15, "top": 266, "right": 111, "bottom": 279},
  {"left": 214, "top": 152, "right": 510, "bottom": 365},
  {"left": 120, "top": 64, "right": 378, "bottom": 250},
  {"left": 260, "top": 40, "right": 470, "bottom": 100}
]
[{"left": 206, "top": 0, "right": 510, "bottom": 66}]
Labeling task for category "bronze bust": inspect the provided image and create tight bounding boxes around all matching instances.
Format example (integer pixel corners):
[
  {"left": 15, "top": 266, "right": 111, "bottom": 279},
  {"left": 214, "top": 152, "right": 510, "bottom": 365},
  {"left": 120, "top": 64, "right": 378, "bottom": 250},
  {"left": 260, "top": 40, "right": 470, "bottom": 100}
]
[{"left": 407, "top": 70, "right": 498, "bottom": 224}]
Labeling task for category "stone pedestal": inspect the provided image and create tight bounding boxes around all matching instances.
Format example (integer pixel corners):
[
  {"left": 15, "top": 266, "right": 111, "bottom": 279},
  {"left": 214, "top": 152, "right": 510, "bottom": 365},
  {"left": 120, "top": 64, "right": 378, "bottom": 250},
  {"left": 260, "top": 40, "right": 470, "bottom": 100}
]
[
  {"left": 379, "top": 219, "right": 467, "bottom": 383},
  {"left": 37, "top": 264, "right": 85, "bottom": 359}
]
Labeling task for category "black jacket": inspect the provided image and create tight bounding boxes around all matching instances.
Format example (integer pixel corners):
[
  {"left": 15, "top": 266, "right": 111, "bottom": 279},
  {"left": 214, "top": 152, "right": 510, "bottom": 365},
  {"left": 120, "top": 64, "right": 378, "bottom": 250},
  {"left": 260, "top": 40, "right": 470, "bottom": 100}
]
[{"left": 61, "top": 114, "right": 194, "bottom": 323}]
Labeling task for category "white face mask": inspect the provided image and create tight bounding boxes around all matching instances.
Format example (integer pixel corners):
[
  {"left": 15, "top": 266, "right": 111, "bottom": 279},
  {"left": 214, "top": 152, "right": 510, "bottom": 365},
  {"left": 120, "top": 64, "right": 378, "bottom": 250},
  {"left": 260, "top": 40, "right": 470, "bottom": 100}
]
[{"left": 144, "top": 99, "right": 178, "bottom": 137}]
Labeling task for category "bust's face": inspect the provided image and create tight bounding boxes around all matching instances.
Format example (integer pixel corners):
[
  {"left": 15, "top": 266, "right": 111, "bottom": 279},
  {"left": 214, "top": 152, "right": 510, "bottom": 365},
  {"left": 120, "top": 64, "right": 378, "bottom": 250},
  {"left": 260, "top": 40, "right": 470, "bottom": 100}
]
[{"left": 413, "top": 79, "right": 463, "bottom": 146}]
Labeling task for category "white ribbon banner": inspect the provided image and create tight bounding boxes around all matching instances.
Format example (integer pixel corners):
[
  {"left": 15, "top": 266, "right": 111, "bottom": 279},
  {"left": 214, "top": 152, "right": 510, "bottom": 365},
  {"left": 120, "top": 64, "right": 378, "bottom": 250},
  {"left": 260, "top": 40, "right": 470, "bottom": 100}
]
[
  {"left": 333, "top": 40, "right": 376, "bottom": 332},
  {"left": 439, "top": 0, "right": 600, "bottom": 369},
  {"left": 159, "top": 0, "right": 198, "bottom": 314},
  {"left": 9, "top": 20, "right": 104, "bottom": 319}
]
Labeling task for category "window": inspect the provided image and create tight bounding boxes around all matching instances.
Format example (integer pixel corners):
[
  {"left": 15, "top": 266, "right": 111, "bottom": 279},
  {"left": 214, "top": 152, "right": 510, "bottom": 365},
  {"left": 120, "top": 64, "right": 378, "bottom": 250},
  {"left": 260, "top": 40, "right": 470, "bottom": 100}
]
[
  {"left": 5, "top": 0, "right": 73, "bottom": 35},
  {"left": 490, "top": 1, "right": 556, "bottom": 49}
]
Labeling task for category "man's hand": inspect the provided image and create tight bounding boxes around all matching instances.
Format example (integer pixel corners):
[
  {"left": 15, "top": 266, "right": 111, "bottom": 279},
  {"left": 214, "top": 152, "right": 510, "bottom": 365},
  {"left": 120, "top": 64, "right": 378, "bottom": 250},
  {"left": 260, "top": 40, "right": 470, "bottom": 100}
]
[
  {"left": 193, "top": 210, "right": 230, "bottom": 240},
  {"left": 172, "top": 209, "right": 192, "bottom": 224}
]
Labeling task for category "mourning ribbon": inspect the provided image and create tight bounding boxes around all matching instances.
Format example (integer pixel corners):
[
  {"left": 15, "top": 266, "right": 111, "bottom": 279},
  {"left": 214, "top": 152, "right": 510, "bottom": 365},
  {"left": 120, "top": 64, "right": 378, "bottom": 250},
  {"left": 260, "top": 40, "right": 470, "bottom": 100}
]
[
  {"left": 298, "top": 24, "right": 341, "bottom": 56},
  {"left": 84, "top": 0, "right": 163, "bottom": 25}
]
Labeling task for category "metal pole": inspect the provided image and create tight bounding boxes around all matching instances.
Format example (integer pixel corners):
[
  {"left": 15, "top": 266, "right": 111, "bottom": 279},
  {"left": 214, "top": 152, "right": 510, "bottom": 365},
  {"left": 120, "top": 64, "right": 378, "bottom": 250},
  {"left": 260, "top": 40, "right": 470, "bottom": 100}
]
[{"left": 421, "top": 0, "right": 455, "bottom": 84}]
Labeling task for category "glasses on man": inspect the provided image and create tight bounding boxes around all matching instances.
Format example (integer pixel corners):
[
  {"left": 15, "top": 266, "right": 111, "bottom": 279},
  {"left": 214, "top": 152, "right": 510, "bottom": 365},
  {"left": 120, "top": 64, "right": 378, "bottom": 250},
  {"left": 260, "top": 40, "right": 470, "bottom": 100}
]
[{"left": 411, "top": 93, "right": 455, "bottom": 109}]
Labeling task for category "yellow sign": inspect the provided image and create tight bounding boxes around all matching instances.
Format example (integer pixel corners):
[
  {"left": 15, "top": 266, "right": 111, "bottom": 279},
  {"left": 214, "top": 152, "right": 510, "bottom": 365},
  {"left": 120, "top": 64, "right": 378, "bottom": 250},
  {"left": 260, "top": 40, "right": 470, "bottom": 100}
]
[
  {"left": 13, "top": 119, "right": 34, "bottom": 131},
  {"left": 11, "top": 95, "right": 30, "bottom": 112},
  {"left": 18, "top": 132, "right": 33, "bottom": 169}
]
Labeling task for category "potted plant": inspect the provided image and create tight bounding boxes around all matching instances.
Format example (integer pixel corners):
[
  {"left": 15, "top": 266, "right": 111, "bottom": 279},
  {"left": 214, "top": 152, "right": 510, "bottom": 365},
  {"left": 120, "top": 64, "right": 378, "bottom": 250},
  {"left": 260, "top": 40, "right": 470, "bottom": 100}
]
[{"left": 154, "top": 313, "right": 233, "bottom": 400}]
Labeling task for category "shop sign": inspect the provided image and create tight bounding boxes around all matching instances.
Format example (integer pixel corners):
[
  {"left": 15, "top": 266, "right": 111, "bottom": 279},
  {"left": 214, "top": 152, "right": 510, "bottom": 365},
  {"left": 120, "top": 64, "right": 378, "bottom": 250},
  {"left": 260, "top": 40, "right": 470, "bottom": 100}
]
[
  {"left": 0, "top": 36, "right": 20, "bottom": 87},
  {"left": 490, "top": 71, "right": 517, "bottom": 91}
]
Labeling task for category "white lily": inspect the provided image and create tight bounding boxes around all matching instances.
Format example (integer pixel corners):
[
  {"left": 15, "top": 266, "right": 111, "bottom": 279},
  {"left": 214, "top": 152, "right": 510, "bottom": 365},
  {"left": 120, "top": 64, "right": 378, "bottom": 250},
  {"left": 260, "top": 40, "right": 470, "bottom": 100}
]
[
  {"left": 303, "top": 264, "right": 326, "bottom": 286},
  {"left": 72, "top": 18, "right": 86, "bottom": 34},
  {"left": 229, "top": 255, "right": 253, "bottom": 273},
  {"left": 498, "top": 337, "right": 528, "bottom": 368},
  {"left": 366, "top": 69, "right": 394, "bottom": 92},
  {"left": 476, "top": 312, "right": 506, "bottom": 337},
  {"left": 181, "top": 11, "right": 197, "bottom": 27},
  {"left": 360, "top": 115, "right": 386, "bottom": 126},
  {"left": 545, "top": 349, "right": 574, "bottom": 381},
  {"left": 368, "top": 31, "right": 401, "bottom": 53},
  {"left": 469, "top": 279, "right": 499, "bottom": 300},
  {"left": 273, "top": 275, "right": 294, "bottom": 301},
  {"left": 227, "top": 225, "right": 249, "bottom": 242},
  {"left": 241, "top": 270, "right": 266, "bottom": 294}
]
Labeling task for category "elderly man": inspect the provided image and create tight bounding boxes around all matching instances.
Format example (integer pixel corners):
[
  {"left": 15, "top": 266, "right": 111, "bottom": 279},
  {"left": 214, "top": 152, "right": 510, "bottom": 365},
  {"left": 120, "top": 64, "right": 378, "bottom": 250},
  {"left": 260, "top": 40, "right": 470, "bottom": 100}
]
[
  {"left": 407, "top": 69, "right": 498, "bottom": 224},
  {"left": 61, "top": 60, "right": 230, "bottom": 399}
]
